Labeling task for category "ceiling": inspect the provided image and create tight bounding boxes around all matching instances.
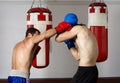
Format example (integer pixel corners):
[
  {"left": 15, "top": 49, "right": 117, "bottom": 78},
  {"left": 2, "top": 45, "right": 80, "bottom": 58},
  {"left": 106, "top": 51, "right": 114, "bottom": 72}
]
[
  {"left": 0, "top": 0, "right": 119, "bottom": 1},
  {"left": 0, "top": 0, "right": 120, "bottom": 5}
]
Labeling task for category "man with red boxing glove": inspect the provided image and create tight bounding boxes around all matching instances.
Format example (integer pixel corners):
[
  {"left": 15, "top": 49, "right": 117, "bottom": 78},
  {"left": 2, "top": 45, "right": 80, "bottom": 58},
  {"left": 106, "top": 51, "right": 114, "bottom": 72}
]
[
  {"left": 8, "top": 28, "right": 42, "bottom": 83},
  {"left": 55, "top": 24, "right": 99, "bottom": 83}
]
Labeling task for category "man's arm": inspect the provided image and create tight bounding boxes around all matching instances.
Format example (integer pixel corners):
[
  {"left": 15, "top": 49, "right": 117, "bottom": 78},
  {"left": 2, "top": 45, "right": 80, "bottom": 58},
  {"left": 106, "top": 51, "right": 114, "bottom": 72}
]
[
  {"left": 70, "top": 47, "right": 80, "bottom": 61},
  {"left": 55, "top": 26, "right": 78, "bottom": 42},
  {"left": 55, "top": 25, "right": 85, "bottom": 42},
  {"left": 33, "top": 21, "right": 73, "bottom": 43},
  {"left": 64, "top": 39, "right": 80, "bottom": 61},
  {"left": 42, "top": 28, "right": 57, "bottom": 39},
  {"left": 32, "top": 46, "right": 41, "bottom": 60},
  {"left": 34, "top": 28, "right": 57, "bottom": 43}
]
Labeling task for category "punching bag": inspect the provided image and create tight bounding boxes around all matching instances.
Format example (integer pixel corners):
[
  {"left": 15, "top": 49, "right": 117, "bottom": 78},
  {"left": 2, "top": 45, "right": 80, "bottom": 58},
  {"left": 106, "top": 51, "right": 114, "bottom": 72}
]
[
  {"left": 88, "top": 0, "right": 108, "bottom": 62},
  {"left": 26, "top": 0, "right": 52, "bottom": 68}
]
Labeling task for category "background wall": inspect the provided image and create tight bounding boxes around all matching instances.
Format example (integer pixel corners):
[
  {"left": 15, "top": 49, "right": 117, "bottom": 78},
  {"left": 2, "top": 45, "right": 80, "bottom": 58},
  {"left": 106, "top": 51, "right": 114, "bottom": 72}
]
[{"left": 0, "top": 1, "right": 120, "bottom": 79}]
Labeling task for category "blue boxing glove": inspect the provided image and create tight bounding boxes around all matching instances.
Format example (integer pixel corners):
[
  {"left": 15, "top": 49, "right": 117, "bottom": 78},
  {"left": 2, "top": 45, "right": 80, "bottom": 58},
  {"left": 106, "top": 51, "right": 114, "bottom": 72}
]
[{"left": 64, "top": 39, "right": 75, "bottom": 49}]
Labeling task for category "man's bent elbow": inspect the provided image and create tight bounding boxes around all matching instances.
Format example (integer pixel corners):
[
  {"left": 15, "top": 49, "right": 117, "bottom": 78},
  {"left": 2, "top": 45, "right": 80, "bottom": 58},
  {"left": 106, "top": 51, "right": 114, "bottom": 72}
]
[
  {"left": 74, "top": 57, "right": 80, "bottom": 61},
  {"left": 55, "top": 38, "right": 62, "bottom": 43}
]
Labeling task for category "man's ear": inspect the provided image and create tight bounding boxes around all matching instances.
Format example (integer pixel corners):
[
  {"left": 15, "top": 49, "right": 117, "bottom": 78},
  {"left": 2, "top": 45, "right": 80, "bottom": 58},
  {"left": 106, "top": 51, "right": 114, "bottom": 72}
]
[{"left": 27, "top": 33, "right": 32, "bottom": 37}]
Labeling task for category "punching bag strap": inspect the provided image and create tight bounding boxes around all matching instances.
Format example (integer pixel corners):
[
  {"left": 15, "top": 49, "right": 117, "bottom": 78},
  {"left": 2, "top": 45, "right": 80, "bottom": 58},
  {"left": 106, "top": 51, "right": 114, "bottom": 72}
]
[{"left": 31, "top": 0, "right": 42, "bottom": 9}]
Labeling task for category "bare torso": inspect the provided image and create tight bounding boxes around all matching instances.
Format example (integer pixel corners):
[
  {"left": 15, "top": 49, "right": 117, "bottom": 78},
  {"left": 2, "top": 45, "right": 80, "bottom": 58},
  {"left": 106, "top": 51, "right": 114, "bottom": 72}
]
[
  {"left": 12, "top": 38, "right": 36, "bottom": 73},
  {"left": 55, "top": 25, "right": 98, "bottom": 67},
  {"left": 11, "top": 28, "right": 57, "bottom": 73},
  {"left": 75, "top": 26, "right": 98, "bottom": 66}
]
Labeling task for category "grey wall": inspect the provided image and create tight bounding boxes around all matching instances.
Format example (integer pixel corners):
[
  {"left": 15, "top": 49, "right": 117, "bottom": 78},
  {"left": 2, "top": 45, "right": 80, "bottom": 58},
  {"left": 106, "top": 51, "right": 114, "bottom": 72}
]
[{"left": 0, "top": 1, "right": 120, "bottom": 79}]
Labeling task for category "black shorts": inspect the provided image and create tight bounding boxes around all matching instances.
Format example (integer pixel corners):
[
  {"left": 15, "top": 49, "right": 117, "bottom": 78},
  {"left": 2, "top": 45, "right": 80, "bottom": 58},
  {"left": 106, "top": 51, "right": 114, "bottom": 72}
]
[{"left": 71, "top": 65, "right": 98, "bottom": 83}]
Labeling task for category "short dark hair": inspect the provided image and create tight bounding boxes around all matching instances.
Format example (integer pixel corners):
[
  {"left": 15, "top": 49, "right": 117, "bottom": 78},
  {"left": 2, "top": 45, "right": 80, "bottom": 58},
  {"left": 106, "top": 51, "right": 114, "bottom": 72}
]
[
  {"left": 76, "top": 23, "right": 86, "bottom": 26},
  {"left": 25, "top": 28, "right": 40, "bottom": 37}
]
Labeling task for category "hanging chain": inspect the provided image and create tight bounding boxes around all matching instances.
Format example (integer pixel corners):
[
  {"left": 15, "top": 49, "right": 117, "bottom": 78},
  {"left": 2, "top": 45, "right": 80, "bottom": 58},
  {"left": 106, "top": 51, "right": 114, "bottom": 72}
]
[
  {"left": 30, "top": 0, "right": 42, "bottom": 8},
  {"left": 39, "top": 0, "right": 42, "bottom": 7},
  {"left": 31, "top": 0, "right": 35, "bottom": 8}
]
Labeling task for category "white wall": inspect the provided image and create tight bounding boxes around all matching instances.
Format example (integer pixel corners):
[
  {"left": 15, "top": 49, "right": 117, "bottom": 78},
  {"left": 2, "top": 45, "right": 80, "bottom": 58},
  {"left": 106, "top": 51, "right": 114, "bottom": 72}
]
[{"left": 0, "top": 1, "right": 120, "bottom": 79}]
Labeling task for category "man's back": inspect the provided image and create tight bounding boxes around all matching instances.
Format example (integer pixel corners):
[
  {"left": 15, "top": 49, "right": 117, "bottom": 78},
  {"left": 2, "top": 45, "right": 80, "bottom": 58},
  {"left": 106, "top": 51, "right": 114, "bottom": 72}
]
[
  {"left": 74, "top": 26, "right": 98, "bottom": 66},
  {"left": 12, "top": 38, "right": 35, "bottom": 73}
]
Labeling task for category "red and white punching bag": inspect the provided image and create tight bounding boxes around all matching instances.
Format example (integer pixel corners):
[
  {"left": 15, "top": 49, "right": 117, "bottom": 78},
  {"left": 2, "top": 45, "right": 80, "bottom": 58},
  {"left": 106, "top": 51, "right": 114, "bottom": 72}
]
[
  {"left": 26, "top": 1, "right": 52, "bottom": 68},
  {"left": 88, "top": 0, "right": 108, "bottom": 62}
]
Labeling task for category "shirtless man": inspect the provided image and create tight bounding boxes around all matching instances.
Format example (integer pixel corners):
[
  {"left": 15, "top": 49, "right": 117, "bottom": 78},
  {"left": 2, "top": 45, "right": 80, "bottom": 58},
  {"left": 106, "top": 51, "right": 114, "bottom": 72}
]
[
  {"left": 8, "top": 28, "right": 56, "bottom": 83},
  {"left": 55, "top": 25, "right": 99, "bottom": 83}
]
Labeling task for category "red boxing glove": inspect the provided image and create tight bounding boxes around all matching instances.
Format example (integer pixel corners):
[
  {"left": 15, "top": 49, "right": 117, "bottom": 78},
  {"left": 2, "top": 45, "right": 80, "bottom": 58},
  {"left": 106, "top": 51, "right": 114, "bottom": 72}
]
[
  {"left": 55, "top": 21, "right": 72, "bottom": 34},
  {"left": 32, "top": 46, "right": 41, "bottom": 61}
]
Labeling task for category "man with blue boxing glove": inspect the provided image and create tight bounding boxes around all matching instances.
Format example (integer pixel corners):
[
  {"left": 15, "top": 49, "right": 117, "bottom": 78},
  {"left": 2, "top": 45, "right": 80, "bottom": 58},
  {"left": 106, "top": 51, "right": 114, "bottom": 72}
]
[
  {"left": 55, "top": 23, "right": 99, "bottom": 83},
  {"left": 55, "top": 13, "right": 98, "bottom": 83}
]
